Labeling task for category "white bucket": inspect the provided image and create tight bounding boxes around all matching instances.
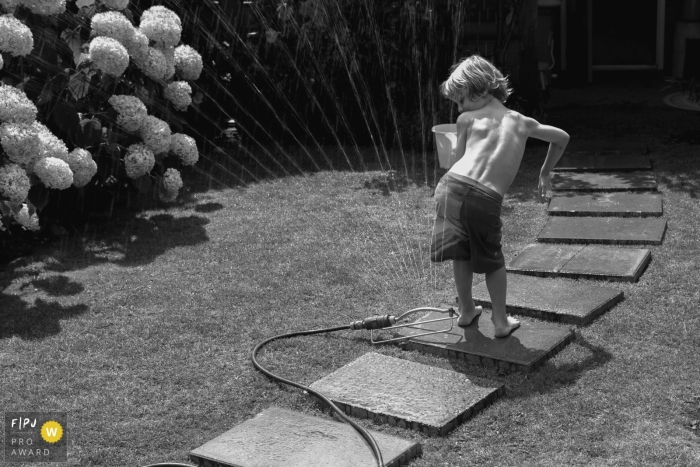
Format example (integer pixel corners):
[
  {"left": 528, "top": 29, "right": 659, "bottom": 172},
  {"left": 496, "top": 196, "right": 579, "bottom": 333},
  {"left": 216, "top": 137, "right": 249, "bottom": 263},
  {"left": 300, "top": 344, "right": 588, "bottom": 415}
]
[{"left": 432, "top": 124, "right": 459, "bottom": 169}]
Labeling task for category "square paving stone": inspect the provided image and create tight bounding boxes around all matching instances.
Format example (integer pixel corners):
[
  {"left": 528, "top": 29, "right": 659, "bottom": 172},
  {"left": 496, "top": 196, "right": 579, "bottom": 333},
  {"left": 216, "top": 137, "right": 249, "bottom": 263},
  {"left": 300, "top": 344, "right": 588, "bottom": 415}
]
[
  {"left": 189, "top": 406, "right": 421, "bottom": 467},
  {"left": 552, "top": 155, "right": 651, "bottom": 172},
  {"left": 507, "top": 243, "right": 651, "bottom": 282},
  {"left": 308, "top": 352, "right": 504, "bottom": 436},
  {"left": 552, "top": 172, "right": 658, "bottom": 191},
  {"left": 394, "top": 310, "right": 574, "bottom": 374},
  {"left": 537, "top": 217, "right": 667, "bottom": 245},
  {"left": 547, "top": 193, "right": 663, "bottom": 217},
  {"left": 472, "top": 274, "right": 624, "bottom": 325}
]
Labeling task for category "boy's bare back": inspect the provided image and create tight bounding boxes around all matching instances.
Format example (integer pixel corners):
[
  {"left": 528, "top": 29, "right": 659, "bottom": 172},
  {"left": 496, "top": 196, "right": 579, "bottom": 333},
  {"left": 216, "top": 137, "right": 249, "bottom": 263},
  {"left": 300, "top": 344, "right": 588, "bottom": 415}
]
[
  {"left": 448, "top": 99, "right": 528, "bottom": 197},
  {"left": 448, "top": 98, "right": 569, "bottom": 199}
]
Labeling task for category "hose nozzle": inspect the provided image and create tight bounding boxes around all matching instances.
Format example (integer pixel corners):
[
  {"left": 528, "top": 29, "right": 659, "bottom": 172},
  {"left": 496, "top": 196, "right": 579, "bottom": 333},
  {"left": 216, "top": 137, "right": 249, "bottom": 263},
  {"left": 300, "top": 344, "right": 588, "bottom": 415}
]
[{"left": 350, "top": 315, "right": 397, "bottom": 330}]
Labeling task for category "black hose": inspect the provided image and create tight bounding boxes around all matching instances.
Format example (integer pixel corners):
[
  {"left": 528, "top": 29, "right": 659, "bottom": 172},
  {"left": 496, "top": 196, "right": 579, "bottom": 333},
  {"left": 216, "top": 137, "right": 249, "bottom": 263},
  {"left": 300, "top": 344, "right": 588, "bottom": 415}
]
[{"left": 251, "top": 325, "right": 385, "bottom": 467}]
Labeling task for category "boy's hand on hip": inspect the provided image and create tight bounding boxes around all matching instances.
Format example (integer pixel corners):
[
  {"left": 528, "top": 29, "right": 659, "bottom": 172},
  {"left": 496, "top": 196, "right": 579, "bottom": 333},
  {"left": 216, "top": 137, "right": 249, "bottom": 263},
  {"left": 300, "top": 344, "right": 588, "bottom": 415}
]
[{"left": 538, "top": 172, "right": 552, "bottom": 202}]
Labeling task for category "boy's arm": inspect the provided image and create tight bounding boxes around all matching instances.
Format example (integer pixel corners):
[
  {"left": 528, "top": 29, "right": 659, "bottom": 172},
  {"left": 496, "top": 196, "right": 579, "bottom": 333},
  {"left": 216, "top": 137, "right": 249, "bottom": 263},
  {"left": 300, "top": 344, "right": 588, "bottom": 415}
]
[
  {"left": 453, "top": 112, "right": 472, "bottom": 165},
  {"left": 525, "top": 118, "right": 570, "bottom": 201}
]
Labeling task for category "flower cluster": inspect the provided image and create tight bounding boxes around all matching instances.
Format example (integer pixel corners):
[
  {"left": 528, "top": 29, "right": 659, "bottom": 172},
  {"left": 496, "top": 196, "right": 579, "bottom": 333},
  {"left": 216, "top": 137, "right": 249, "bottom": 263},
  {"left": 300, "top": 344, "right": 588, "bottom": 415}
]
[
  {"left": 139, "top": 115, "right": 171, "bottom": 154},
  {"left": 91, "top": 11, "right": 135, "bottom": 46},
  {"left": 89, "top": 36, "right": 129, "bottom": 77},
  {"left": 139, "top": 6, "right": 181, "bottom": 48},
  {"left": 14, "top": 203, "right": 39, "bottom": 230},
  {"left": 163, "top": 81, "right": 191, "bottom": 112},
  {"left": 0, "top": 123, "right": 41, "bottom": 168},
  {"left": 34, "top": 157, "right": 73, "bottom": 189},
  {"left": 101, "top": 0, "right": 129, "bottom": 10},
  {"left": 160, "top": 46, "right": 176, "bottom": 80},
  {"left": 174, "top": 45, "right": 203, "bottom": 81},
  {"left": 19, "top": 0, "right": 65, "bottom": 15},
  {"left": 125, "top": 29, "right": 149, "bottom": 62},
  {"left": 170, "top": 133, "right": 198, "bottom": 166},
  {"left": 0, "top": 163, "right": 30, "bottom": 203},
  {"left": 33, "top": 122, "right": 69, "bottom": 162},
  {"left": 0, "top": 15, "right": 34, "bottom": 57},
  {"left": 0, "top": 84, "right": 37, "bottom": 124},
  {"left": 64, "top": 148, "right": 98, "bottom": 187},
  {"left": 133, "top": 47, "right": 167, "bottom": 81},
  {"left": 124, "top": 143, "right": 154, "bottom": 179},
  {"left": 108, "top": 95, "right": 147, "bottom": 132},
  {"left": 159, "top": 168, "right": 182, "bottom": 202}
]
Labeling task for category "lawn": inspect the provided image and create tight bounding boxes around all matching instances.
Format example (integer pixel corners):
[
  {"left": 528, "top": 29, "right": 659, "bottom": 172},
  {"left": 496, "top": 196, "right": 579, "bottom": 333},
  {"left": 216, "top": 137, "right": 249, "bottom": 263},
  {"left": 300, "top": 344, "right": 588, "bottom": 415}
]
[{"left": 1, "top": 142, "right": 699, "bottom": 466}]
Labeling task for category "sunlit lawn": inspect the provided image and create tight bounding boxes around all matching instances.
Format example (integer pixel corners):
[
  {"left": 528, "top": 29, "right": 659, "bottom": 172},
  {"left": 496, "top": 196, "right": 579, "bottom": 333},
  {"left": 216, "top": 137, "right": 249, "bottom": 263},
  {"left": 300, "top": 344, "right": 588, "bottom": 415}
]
[{"left": 1, "top": 143, "right": 699, "bottom": 466}]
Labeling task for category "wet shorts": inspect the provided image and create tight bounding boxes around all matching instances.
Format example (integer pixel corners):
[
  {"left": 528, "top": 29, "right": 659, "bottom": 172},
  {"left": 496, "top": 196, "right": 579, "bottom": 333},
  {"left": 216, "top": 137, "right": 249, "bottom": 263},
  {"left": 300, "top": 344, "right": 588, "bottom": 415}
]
[{"left": 430, "top": 172, "right": 505, "bottom": 274}]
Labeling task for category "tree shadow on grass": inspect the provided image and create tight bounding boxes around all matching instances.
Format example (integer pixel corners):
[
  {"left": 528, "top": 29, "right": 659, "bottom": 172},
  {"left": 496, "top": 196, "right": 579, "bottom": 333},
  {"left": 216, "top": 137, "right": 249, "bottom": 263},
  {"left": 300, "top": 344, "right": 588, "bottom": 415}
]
[{"left": 0, "top": 294, "right": 89, "bottom": 340}]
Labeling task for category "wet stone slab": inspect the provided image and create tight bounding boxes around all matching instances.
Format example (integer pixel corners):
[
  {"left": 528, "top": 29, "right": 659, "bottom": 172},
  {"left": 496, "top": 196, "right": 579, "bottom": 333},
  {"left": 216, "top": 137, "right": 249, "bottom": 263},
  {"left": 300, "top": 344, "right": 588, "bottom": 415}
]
[
  {"left": 472, "top": 274, "right": 624, "bottom": 325},
  {"left": 189, "top": 406, "right": 421, "bottom": 467},
  {"left": 507, "top": 243, "right": 651, "bottom": 282},
  {"left": 393, "top": 310, "right": 574, "bottom": 374},
  {"left": 552, "top": 155, "right": 651, "bottom": 172},
  {"left": 308, "top": 352, "right": 504, "bottom": 436},
  {"left": 552, "top": 172, "right": 658, "bottom": 191},
  {"left": 537, "top": 217, "right": 667, "bottom": 245},
  {"left": 548, "top": 193, "right": 663, "bottom": 217}
]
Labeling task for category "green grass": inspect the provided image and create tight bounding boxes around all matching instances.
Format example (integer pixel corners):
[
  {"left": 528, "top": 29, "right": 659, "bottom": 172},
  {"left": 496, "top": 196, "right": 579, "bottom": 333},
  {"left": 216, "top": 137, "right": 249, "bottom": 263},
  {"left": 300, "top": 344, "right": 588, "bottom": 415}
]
[{"left": 1, "top": 143, "right": 699, "bottom": 466}]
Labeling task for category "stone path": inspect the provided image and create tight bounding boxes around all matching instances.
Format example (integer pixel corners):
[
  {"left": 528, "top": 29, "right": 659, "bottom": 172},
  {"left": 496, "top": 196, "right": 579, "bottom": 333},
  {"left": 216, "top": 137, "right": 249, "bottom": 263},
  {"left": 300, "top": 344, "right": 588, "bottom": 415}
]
[
  {"left": 189, "top": 406, "right": 421, "bottom": 467},
  {"left": 548, "top": 192, "right": 663, "bottom": 217},
  {"left": 189, "top": 153, "right": 667, "bottom": 466}
]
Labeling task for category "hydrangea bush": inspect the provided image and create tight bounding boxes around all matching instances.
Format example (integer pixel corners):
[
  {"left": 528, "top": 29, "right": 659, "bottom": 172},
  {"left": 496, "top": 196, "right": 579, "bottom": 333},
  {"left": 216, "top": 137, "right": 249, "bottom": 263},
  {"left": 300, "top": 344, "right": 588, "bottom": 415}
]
[{"left": 0, "top": 0, "right": 203, "bottom": 233}]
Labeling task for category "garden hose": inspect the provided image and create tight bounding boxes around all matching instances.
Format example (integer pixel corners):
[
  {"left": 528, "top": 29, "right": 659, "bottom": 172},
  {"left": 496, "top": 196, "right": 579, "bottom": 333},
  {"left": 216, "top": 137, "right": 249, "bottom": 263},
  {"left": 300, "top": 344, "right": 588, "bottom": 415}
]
[{"left": 251, "top": 319, "right": 397, "bottom": 467}]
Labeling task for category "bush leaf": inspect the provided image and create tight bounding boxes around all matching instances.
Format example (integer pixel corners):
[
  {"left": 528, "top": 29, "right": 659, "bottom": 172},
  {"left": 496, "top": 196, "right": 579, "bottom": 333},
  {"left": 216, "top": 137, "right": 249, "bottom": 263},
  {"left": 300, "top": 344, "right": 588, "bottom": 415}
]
[
  {"left": 52, "top": 101, "right": 80, "bottom": 134},
  {"left": 74, "top": 118, "right": 102, "bottom": 147},
  {"left": 131, "top": 175, "right": 152, "bottom": 194}
]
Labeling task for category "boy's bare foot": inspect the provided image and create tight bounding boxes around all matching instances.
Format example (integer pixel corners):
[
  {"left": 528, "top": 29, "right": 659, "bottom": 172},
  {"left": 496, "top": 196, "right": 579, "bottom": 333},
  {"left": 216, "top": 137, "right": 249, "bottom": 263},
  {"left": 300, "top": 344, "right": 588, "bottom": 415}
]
[
  {"left": 493, "top": 316, "right": 521, "bottom": 338},
  {"left": 457, "top": 305, "right": 483, "bottom": 328}
]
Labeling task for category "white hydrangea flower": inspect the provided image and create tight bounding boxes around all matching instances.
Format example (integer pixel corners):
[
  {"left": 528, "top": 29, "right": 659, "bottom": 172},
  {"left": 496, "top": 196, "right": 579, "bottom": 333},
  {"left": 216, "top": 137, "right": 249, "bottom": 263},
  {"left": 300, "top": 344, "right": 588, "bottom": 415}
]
[
  {"left": 14, "top": 203, "right": 39, "bottom": 231},
  {"left": 19, "top": 0, "right": 65, "bottom": 15},
  {"left": 139, "top": 5, "right": 181, "bottom": 48},
  {"left": 101, "top": 0, "right": 128, "bottom": 10},
  {"left": 0, "top": 84, "right": 37, "bottom": 124},
  {"left": 169, "top": 133, "right": 198, "bottom": 166},
  {"left": 91, "top": 11, "right": 135, "bottom": 46},
  {"left": 133, "top": 46, "right": 167, "bottom": 81},
  {"left": 174, "top": 44, "right": 203, "bottom": 81},
  {"left": 0, "top": 163, "right": 30, "bottom": 203},
  {"left": 0, "top": 15, "right": 34, "bottom": 57},
  {"left": 159, "top": 167, "right": 182, "bottom": 202},
  {"left": 89, "top": 36, "right": 129, "bottom": 77},
  {"left": 124, "top": 28, "right": 148, "bottom": 62},
  {"left": 32, "top": 122, "right": 69, "bottom": 163},
  {"left": 124, "top": 143, "right": 155, "bottom": 179},
  {"left": 64, "top": 148, "right": 98, "bottom": 188},
  {"left": 0, "top": 122, "right": 41, "bottom": 168},
  {"left": 139, "top": 115, "right": 171, "bottom": 154},
  {"left": 34, "top": 157, "right": 73, "bottom": 190},
  {"left": 108, "top": 95, "right": 147, "bottom": 132},
  {"left": 163, "top": 81, "right": 191, "bottom": 112},
  {"left": 159, "top": 45, "right": 175, "bottom": 80}
]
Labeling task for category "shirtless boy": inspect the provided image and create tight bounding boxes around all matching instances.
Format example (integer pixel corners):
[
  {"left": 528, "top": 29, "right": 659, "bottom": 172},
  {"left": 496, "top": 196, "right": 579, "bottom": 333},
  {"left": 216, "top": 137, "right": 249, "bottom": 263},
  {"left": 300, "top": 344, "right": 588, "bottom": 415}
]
[{"left": 431, "top": 55, "right": 569, "bottom": 337}]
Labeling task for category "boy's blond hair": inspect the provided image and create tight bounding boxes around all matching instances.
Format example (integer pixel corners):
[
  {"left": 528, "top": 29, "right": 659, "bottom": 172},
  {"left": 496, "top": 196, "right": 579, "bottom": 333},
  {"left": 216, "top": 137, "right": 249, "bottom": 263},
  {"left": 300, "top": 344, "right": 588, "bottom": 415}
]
[{"left": 439, "top": 55, "right": 512, "bottom": 103}]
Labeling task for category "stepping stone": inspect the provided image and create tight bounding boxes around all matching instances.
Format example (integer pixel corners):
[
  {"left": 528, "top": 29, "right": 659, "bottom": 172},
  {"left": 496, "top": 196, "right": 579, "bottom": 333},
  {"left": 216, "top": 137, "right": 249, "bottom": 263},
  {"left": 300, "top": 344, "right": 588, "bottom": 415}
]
[
  {"left": 548, "top": 192, "right": 663, "bottom": 217},
  {"left": 189, "top": 406, "right": 421, "bottom": 467},
  {"left": 393, "top": 310, "right": 575, "bottom": 374},
  {"left": 537, "top": 217, "right": 667, "bottom": 245},
  {"left": 507, "top": 243, "right": 651, "bottom": 282},
  {"left": 553, "top": 155, "right": 651, "bottom": 172},
  {"left": 472, "top": 274, "right": 624, "bottom": 325},
  {"left": 309, "top": 352, "right": 504, "bottom": 436},
  {"left": 552, "top": 172, "right": 657, "bottom": 191}
]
